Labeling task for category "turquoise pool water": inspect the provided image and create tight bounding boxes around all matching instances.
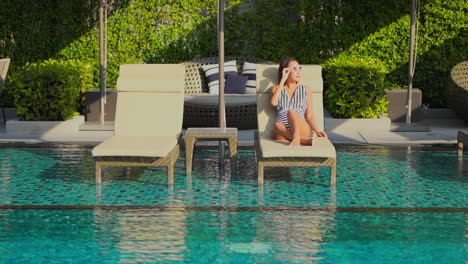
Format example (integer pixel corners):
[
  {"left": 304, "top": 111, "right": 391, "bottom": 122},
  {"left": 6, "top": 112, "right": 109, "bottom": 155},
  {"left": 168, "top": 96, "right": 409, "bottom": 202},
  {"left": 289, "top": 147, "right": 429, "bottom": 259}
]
[{"left": 0, "top": 146, "right": 466, "bottom": 263}]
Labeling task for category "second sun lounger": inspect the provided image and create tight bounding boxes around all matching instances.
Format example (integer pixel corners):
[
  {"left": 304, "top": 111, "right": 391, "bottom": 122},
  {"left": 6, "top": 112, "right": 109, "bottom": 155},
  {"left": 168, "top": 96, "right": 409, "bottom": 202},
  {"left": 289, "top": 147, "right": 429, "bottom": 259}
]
[{"left": 255, "top": 64, "right": 337, "bottom": 186}]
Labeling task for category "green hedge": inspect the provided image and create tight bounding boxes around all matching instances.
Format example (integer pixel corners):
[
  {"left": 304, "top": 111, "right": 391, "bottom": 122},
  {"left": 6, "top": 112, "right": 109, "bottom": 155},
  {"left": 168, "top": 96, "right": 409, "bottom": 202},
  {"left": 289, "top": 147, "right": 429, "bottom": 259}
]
[
  {"left": 0, "top": 0, "right": 466, "bottom": 113},
  {"left": 324, "top": 55, "right": 389, "bottom": 118},
  {"left": 13, "top": 59, "right": 86, "bottom": 121},
  {"left": 347, "top": 0, "right": 467, "bottom": 107}
]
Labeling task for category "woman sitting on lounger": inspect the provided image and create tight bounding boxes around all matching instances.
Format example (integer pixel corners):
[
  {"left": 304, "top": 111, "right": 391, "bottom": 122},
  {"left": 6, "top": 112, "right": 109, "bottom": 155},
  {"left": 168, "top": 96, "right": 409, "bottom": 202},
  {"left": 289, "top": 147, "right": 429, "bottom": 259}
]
[{"left": 270, "top": 57, "right": 327, "bottom": 146}]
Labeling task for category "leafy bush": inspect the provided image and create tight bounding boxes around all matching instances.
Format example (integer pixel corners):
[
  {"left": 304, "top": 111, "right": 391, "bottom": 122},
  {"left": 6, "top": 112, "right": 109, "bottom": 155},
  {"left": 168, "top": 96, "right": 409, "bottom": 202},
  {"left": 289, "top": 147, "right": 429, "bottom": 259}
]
[
  {"left": 323, "top": 55, "right": 389, "bottom": 118},
  {"left": 13, "top": 59, "right": 84, "bottom": 121},
  {"left": 346, "top": 0, "right": 467, "bottom": 107}
]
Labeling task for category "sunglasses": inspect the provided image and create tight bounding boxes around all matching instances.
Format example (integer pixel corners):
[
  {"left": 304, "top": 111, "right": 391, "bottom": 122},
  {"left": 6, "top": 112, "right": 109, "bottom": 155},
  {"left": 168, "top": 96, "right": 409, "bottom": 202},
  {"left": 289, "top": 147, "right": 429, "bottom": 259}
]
[{"left": 289, "top": 65, "right": 303, "bottom": 73}]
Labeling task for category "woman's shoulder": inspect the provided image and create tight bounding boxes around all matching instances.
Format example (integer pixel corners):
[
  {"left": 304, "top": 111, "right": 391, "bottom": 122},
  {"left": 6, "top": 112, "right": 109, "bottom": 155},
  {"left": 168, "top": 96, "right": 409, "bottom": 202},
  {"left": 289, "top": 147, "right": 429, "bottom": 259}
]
[{"left": 302, "top": 84, "right": 312, "bottom": 92}]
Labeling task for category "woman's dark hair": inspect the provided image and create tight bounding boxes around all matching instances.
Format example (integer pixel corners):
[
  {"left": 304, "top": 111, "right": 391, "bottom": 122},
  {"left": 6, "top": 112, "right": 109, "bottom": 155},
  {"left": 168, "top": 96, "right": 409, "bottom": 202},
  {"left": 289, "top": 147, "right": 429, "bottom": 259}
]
[{"left": 278, "top": 57, "right": 298, "bottom": 84}]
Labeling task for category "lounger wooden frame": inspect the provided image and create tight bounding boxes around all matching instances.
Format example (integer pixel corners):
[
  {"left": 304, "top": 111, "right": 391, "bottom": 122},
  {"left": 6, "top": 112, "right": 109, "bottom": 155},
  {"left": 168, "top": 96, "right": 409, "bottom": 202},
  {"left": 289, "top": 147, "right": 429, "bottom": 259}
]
[
  {"left": 255, "top": 132, "right": 336, "bottom": 186},
  {"left": 95, "top": 144, "right": 180, "bottom": 185}
]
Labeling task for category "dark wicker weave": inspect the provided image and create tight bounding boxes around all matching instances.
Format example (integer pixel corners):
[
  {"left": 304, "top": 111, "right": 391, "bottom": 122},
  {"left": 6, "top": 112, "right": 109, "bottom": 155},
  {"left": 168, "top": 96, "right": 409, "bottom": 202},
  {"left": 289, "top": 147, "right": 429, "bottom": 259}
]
[
  {"left": 183, "top": 57, "right": 273, "bottom": 129},
  {"left": 449, "top": 61, "right": 468, "bottom": 123}
]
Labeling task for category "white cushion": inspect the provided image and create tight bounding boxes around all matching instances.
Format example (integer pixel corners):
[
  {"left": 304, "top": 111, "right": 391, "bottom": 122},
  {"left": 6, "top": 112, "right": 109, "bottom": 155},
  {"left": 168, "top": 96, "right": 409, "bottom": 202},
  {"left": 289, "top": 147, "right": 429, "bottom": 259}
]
[
  {"left": 117, "top": 64, "right": 184, "bottom": 92},
  {"left": 259, "top": 136, "right": 336, "bottom": 158},
  {"left": 92, "top": 136, "right": 178, "bottom": 157},
  {"left": 201, "top": 60, "right": 237, "bottom": 94},
  {"left": 242, "top": 62, "right": 257, "bottom": 94},
  {"left": 115, "top": 92, "right": 183, "bottom": 137}
]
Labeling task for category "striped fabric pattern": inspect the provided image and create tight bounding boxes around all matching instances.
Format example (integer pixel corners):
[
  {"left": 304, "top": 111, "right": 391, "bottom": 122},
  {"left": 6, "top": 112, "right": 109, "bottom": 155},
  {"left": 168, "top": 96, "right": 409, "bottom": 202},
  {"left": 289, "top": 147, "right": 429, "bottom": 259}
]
[
  {"left": 201, "top": 60, "right": 237, "bottom": 94},
  {"left": 276, "top": 85, "right": 308, "bottom": 128},
  {"left": 241, "top": 62, "right": 257, "bottom": 94}
]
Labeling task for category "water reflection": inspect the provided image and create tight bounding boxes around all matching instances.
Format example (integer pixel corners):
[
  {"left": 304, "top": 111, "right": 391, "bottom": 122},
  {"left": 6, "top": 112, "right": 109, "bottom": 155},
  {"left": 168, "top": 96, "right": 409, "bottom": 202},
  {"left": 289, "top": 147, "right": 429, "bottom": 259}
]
[
  {"left": 181, "top": 210, "right": 336, "bottom": 263},
  {"left": 0, "top": 208, "right": 465, "bottom": 263},
  {"left": 99, "top": 210, "right": 188, "bottom": 263}
]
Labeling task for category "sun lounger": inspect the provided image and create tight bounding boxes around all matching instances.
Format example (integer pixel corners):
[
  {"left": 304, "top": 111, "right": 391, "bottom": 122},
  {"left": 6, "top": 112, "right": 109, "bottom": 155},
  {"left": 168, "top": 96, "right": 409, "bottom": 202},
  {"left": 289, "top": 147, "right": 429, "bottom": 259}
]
[
  {"left": 92, "top": 64, "right": 185, "bottom": 185},
  {"left": 255, "top": 64, "right": 337, "bottom": 186}
]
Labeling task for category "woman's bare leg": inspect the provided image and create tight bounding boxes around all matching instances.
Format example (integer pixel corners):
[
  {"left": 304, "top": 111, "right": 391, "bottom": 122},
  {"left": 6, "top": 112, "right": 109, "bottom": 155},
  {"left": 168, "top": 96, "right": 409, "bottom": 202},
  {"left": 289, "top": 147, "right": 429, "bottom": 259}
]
[
  {"left": 288, "top": 110, "right": 313, "bottom": 146},
  {"left": 272, "top": 122, "right": 293, "bottom": 142},
  {"left": 272, "top": 119, "right": 313, "bottom": 146},
  {"left": 288, "top": 110, "right": 301, "bottom": 145}
]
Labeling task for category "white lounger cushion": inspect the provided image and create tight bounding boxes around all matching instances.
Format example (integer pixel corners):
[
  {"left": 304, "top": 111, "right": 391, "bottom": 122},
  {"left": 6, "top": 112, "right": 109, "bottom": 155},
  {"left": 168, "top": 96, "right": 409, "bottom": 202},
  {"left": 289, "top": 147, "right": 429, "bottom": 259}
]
[
  {"left": 117, "top": 64, "right": 185, "bottom": 93},
  {"left": 256, "top": 64, "right": 336, "bottom": 159},
  {"left": 258, "top": 136, "right": 336, "bottom": 158},
  {"left": 92, "top": 64, "right": 184, "bottom": 158},
  {"left": 92, "top": 136, "right": 178, "bottom": 157},
  {"left": 115, "top": 92, "right": 183, "bottom": 137}
]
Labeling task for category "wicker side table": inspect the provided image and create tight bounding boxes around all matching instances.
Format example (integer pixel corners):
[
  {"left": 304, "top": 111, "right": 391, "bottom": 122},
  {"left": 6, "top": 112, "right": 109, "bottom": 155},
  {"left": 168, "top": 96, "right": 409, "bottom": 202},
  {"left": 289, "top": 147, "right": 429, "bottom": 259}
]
[{"left": 183, "top": 127, "right": 238, "bottom": 176}]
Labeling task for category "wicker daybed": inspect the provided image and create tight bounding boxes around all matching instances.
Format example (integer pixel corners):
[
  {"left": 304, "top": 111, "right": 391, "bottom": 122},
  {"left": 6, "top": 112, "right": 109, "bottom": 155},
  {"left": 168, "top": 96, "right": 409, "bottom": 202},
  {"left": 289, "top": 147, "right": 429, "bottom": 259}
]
[
  {"left": 183, "top": 57, "right": 272, "bottom": 129},
  {"left": 449, "top": 61, "right": 468, "bottom": 123}
]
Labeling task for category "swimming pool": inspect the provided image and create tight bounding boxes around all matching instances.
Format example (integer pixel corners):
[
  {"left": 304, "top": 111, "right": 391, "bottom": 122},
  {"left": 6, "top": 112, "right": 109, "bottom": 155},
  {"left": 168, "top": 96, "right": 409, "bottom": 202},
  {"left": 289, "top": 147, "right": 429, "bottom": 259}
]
[{"left": 0, "top": 146, "right": 466, "bottom": 263}]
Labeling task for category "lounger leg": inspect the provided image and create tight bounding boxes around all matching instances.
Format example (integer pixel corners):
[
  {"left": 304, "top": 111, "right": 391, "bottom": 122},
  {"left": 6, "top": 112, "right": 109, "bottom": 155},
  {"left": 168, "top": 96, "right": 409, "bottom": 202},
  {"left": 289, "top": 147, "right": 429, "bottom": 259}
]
[
  {"left": 228, "top": 136, "right": 238, "bottom": 176},
  {"left": 258, "top": 163, "right": 264, "bottom": 186},
  {"left": 185, "top": 136, "right": 195, "bottom": 176},
  {"left": 330, "top": 162, "right": 337, "bottom": 186},
  {"left": 228, "top": 136, "right": 238, "bottom": 157},
  {"left": 458, "top": 142, "right": 463, "bottom": 159},
  {"left": 96, "top": 162, "right": 102, "bottom": 184},
  {"left": 168, "top": 164, "right": 174, "bottom": 186}
]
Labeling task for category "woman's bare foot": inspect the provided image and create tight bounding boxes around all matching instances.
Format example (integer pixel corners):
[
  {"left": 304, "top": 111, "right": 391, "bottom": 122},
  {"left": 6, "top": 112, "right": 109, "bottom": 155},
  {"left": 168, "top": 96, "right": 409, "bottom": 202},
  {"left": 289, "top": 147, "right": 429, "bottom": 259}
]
[{"left": 289, "top": 137, "right": 301, "bottom": 146}]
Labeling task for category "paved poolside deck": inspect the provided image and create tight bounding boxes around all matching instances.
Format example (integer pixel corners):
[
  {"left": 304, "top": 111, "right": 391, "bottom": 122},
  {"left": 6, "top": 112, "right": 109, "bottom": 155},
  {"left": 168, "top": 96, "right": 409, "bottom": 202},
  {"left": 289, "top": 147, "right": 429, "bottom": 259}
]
[{"left": 0, "top": 110, "right": 467, "bottom": 147}]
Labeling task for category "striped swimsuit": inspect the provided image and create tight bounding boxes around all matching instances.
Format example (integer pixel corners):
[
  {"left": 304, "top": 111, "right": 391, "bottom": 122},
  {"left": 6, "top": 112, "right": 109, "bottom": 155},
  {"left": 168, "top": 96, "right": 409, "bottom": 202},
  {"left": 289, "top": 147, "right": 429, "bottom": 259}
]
[{"left": 276, "top": 84, "right": 308, "bottom": 128}]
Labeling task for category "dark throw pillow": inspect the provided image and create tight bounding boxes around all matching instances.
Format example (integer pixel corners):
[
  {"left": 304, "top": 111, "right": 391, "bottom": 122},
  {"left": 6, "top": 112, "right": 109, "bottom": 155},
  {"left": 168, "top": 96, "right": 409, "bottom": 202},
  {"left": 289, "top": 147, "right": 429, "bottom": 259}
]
[
  {"left": 200, "top": 60, "right": 237, "bottom": 94},
  {"left": 225, "top": 73, "right": 248, "bottom": 94}
]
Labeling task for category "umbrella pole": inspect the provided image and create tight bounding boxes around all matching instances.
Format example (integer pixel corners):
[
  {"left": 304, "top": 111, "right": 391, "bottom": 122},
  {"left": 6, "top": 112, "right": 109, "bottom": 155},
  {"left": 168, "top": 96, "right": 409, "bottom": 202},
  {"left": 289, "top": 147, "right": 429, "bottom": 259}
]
[
  {"left": 406, "top": 0, "right": 416, "bottom": 124},
  {"left": 218, "top": 0, "right": 226, "bottom": 170},
  {"left": 392, "top": 0, "right": 429, "bottom": 132},
  {"left": 99, "top": 0, "right": 107, "bottom": 126}
]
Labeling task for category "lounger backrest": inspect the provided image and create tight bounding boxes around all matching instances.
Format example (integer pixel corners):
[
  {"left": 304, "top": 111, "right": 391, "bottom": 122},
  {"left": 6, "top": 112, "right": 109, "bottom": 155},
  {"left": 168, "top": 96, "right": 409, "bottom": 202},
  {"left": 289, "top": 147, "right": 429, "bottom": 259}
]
[
  {"left": 256, "top": 64, "right": 324, "bottom": 137},
  {"left": 114, "top": 64, "right": 185, "bottom": 137},
  {"left": 0, "top": 58, "right": 11, "bottom": 92}
]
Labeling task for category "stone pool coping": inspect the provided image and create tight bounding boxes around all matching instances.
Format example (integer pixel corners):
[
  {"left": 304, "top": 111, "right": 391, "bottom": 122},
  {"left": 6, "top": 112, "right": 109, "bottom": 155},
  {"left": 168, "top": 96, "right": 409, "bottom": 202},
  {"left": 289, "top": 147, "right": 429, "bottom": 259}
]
[{"left": 0, "top": 113, "right": 466, "bottom": 147}]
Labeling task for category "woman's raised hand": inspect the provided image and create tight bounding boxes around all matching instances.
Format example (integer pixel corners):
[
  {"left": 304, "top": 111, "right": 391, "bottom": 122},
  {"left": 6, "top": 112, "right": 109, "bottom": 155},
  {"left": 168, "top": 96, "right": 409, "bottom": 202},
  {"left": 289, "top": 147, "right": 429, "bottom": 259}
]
[{"left": 281, "top": 68, "right": 291, "bottom": 83}]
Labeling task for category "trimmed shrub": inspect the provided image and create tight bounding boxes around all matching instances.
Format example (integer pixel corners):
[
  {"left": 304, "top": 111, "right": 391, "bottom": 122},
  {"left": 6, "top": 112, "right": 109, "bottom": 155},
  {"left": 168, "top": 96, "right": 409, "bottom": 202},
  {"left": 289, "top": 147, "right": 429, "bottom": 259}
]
[
  {"left": 13, "top": 59, "right": 84, "bottom": 121},
  {"left": 323, "top": 55, "right": 389, "bottom": 118}
]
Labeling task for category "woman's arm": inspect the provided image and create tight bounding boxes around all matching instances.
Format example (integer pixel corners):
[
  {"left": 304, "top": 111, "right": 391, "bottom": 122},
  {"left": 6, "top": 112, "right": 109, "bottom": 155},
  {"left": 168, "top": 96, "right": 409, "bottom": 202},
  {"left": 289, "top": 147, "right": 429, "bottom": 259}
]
[
  {"left": 305, "top": 85, "right": 327, "bottom": 137},
  {"left": 270, "top": 85, "right": 281, "bottom": 107},
  {"left": 270, "top": 68, "right": 290, "bottom": 106}
]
